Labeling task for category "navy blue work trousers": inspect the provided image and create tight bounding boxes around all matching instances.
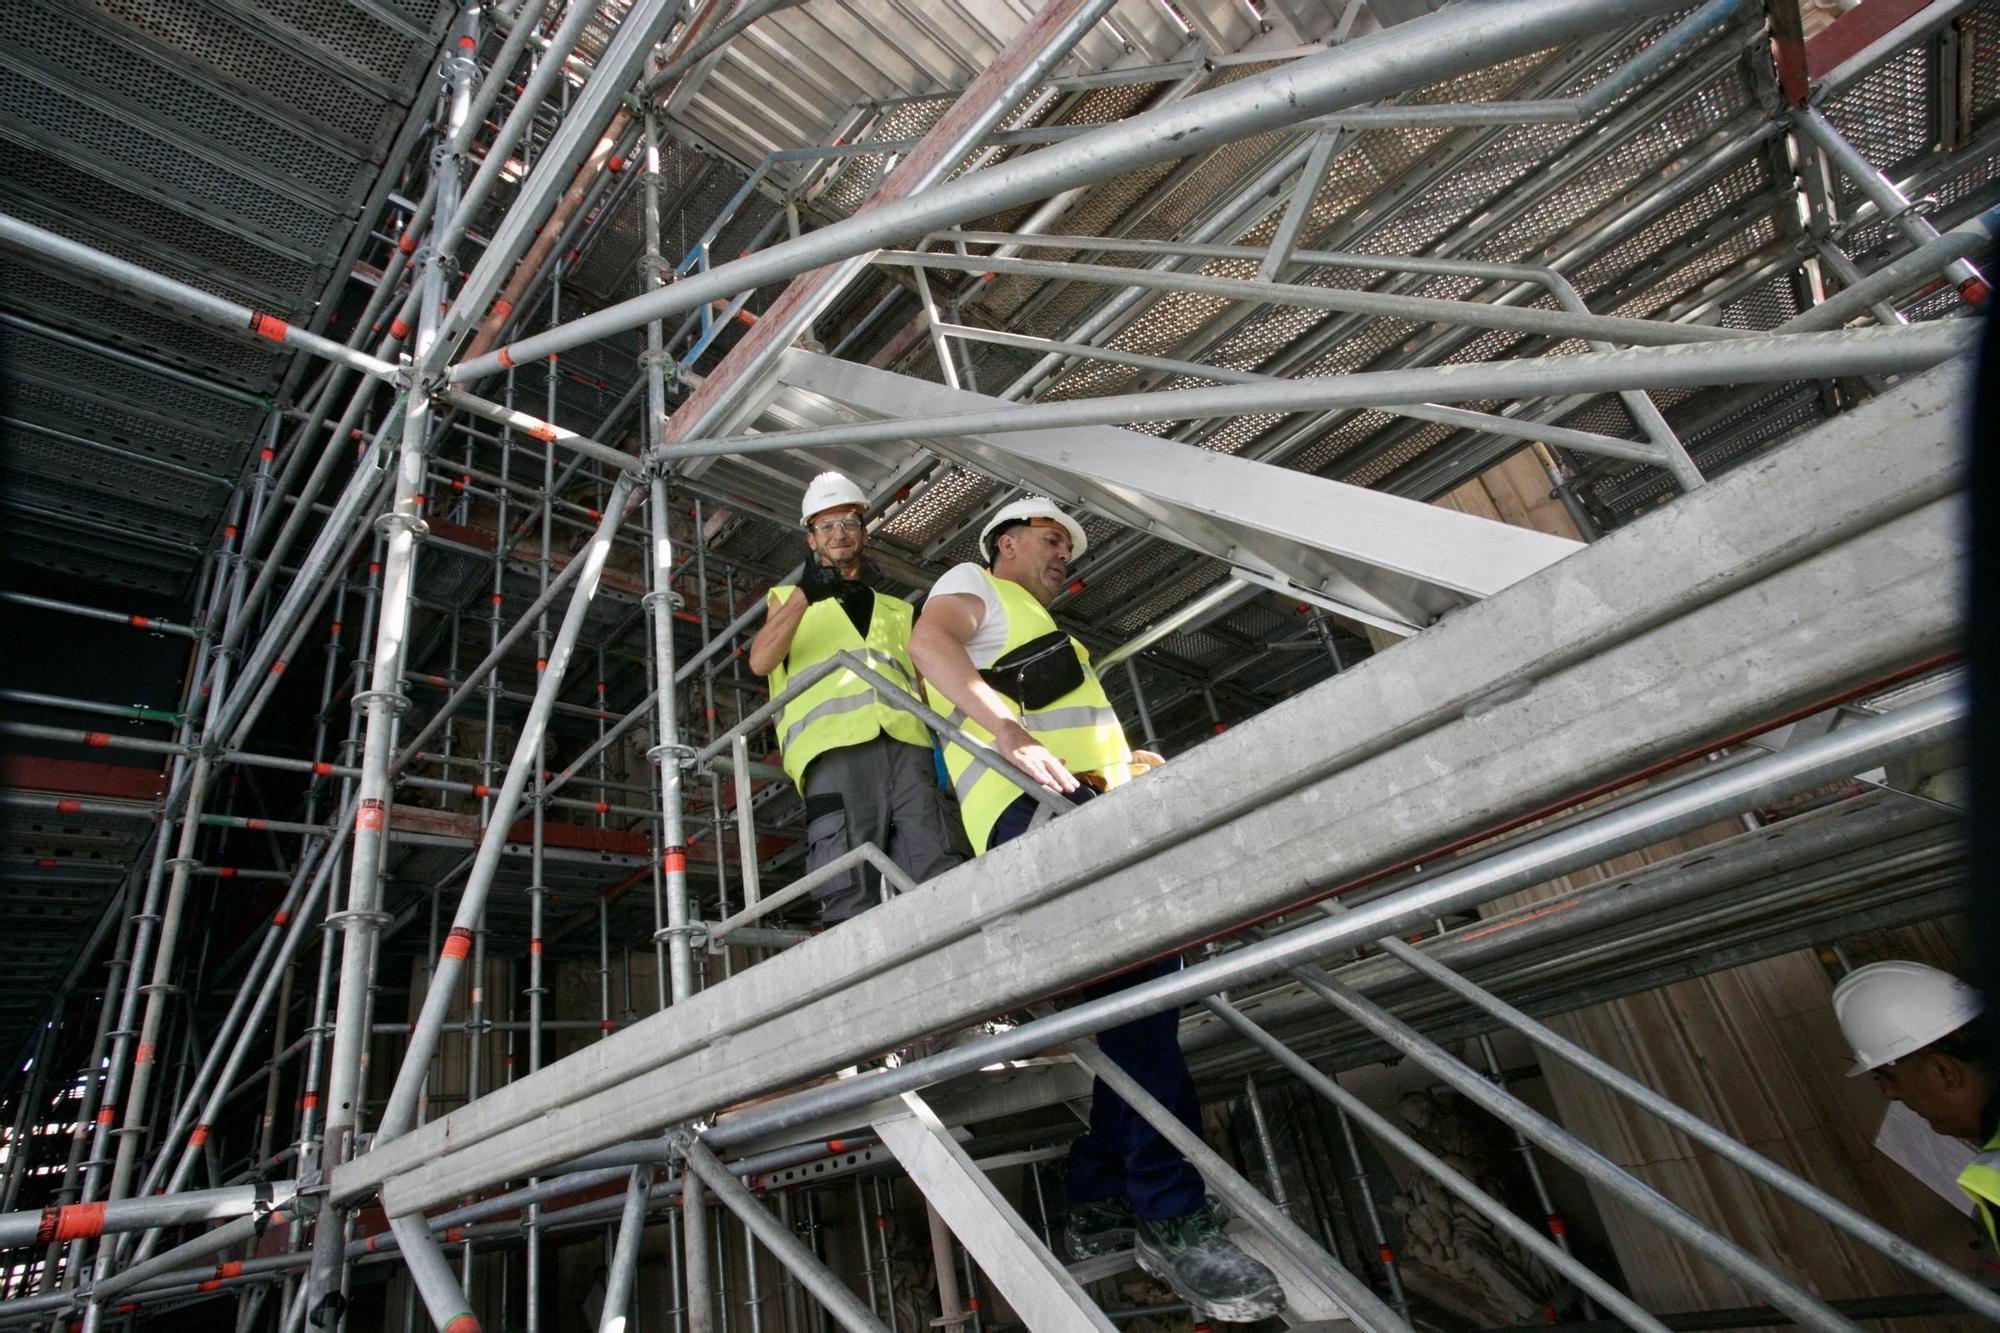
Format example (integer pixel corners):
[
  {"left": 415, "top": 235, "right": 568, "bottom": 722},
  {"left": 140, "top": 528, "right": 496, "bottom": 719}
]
[{"left": 989, "top": 787, "right": 1206, "bottom": 1221}]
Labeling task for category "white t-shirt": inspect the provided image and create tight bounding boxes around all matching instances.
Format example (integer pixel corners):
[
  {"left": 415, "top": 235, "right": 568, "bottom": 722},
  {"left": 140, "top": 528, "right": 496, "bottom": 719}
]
[{"left": 928, "top": 563, "right": 1016, "bottom": 668}]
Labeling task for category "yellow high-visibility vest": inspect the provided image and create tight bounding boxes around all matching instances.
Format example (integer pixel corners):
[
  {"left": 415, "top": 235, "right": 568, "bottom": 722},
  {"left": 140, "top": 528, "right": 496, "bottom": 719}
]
[
  {"left": 1962, "top": 1125, "right": 2000, "bottom": 1250},
  {"left": 925, "top": 571, "right": 1132, "bottom": 854},
  {"left": 768, "top": 583, "right": 931, "bottom": 790}
]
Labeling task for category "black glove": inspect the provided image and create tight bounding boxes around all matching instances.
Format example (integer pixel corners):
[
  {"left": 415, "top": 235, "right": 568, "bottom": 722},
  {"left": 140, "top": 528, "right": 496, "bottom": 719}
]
[{"left": 800, "top": 559, "right": 844, "bottom": 602}]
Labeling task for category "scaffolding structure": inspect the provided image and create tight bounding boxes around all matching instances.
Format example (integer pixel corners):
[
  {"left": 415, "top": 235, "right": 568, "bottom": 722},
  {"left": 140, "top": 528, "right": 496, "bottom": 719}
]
[{"left": 0, "top": 0, "right": 1993, "bottom": 1330}]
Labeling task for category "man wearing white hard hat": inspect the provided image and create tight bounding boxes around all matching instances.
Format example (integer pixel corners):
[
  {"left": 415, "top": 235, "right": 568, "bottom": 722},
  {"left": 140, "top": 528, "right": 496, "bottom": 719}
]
[
  {"left": 909, "top": 496, "right": 1283, "bottom": 1325},
  {"left": 747, "top": 472, "right": 959, "bottom": 925},
  {"left": 1833, "top": 960, "right": 1997, "bottom": 1247}
]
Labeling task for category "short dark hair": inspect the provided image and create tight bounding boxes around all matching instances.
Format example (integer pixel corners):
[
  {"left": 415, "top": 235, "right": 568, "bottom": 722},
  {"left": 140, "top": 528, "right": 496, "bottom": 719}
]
[
  {"left": 1927, "top": 1012, "right": 1995, "bottom": 1070},
  {"left": 984, "top": 518, "right": 1029, "bottom": 566}
]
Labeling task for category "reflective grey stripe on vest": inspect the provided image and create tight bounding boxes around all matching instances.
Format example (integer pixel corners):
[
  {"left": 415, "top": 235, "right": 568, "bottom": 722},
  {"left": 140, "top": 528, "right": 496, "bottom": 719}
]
[
  {"left": 1020, "top": 702, "right": 1120, "bottom": 732},
  {"left": 782, "top": 687, "right": 891, "bottom": 752},
  {"left": 938, "top": 701, "right": 1115, "bottom": 738}
]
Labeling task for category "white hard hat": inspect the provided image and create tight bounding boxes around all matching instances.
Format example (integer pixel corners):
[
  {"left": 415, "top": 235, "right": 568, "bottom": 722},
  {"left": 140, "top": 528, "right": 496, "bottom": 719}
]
[
  {"left": 800, "top": 472, "right": 866, "bottom": 526},
  {"left": 979, "top": 496, "right": 1087, "bottom": 562},
  {"left": 1831, "top": 960, "right": 1983, "bottom": 1077}
]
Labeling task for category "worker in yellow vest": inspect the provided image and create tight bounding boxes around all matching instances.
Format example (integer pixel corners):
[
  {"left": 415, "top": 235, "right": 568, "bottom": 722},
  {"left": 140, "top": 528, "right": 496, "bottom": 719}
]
[
  {"left": 746, "top": 472, "right": 960, "bottom": 925},
  {"left": 1833, "top": 961, "right": 1997, "bottom": 1252},
  {"left": 910, "top": 496, "right": 1284, "bottom": 1325}
]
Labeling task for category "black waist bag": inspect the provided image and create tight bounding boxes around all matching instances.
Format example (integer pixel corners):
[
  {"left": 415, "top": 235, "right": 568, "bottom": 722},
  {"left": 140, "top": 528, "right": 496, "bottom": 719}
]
[{"left": 980, "top": 630, "right": 1086, "bottom": 711}]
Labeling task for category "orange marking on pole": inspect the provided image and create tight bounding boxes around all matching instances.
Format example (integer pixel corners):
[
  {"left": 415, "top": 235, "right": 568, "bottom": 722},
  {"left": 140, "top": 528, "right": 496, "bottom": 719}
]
[
  {"left": 84, "top": 732, "right": 110, "bottom": 746},
  {"left": 217, "top": 1260, "right": 243, "bottom": 1278},
  {"left": 491, "top": 299, "right": 513, "bottom": 320},
  {"left": 36, "top": 857, "right": 57, "bottom": 869},
  {"left": 495, "top": 346, "right": 515, "bottom": 369},
  {"left": 189, "top": 1124, "right": 209, "bottom": 1145},
  {"left": 274, "top": 910, "right": 289, "bottom": 926},
  {"left": 51, "top": 1203, "right": 106, "bottom": 1243},
  {"left": 444, "top": 1314, "right": 482, "bottom": 1333},
  {"left": 662, "top": 846, "right": 686, "bottom": 874},
  {"left": 826, "top": 1139, "right": 844, "bottom": 1153},
  {"left": 312, "top": 761, "right": 333, "bottom": 776},
  {"left": 389, "top": 316, "right": 411, "bottom": 340},
  {"left": 442, "top": 926, "right": 474, "bottom": 960},
  {"left": 249, "top": 311, "right": 289, "bottom": 342},
  {"left": 57, "top": 799, "right": 81, "bottom": 813},
  {"left": 530, "top": 423, "right": 557, "bottom": 442},
  {"left": 399, "top": 232, "right": 417, "bottom": 254},
  {"left": 301, "top": 1092, "right": 318, "bottom": 1110},
  {"left": 128, "top": 614, "right": 151, "bottom": 628},
  {"left": 215, "top": 866, "right": 236, "bottom": 878},
  {"left": 457, "top": 34, "right": 475, "bottom": 48},
  {"left": 270, "top": 660, "right": 286, "bottom": 676},
  {"left": 260, "top": 447, "right": 275, "bottom": 462},
  {"left": 472, "top": 783, "right": 490, "bottom": 798},
  {"left": 96, "top": 1106, "right": 115, "bottom": 1125}
]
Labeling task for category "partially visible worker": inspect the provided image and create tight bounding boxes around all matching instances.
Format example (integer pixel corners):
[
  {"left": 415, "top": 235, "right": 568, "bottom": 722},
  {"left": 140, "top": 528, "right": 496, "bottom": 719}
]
[
  {"left": 1833, "top": 960, "right": 1997, "bottom": 1247},
  {"left": 909, "top": 496, "right": 1284, "bottom": 1326},
  {"left": 746, "top": 472, "right": 959, "bottom": 926}
]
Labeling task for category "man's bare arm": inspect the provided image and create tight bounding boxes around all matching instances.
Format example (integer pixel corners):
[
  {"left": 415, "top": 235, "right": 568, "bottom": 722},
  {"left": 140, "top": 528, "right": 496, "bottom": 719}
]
[
  {"left": 909, "top": 593, "right": 1078, "bottom": 794},
  {"left": 746, "top": 588, "right": 808, "bottom": 676}
]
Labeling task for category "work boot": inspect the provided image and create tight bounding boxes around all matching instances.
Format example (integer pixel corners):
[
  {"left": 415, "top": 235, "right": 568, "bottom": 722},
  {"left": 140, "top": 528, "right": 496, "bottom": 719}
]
[
  {"left": 1135, "top": 1203, "right": 1285, "bottom": 1324},
  {"left": 1063, "top": 1196, "right": 1135, "bottom": 1259}
]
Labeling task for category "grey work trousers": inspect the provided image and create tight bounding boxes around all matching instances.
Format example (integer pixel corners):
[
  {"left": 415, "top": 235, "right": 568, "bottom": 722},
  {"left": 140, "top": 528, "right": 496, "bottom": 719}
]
[{"left": 801, "top": 735, "right": 963, "bottom": 924}]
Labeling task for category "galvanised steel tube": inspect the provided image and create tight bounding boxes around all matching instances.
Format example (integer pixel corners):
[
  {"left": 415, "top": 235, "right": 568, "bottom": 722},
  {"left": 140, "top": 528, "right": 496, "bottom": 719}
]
[
  {"left": 931, "top": 323, "right": 1670, "bottom": 465},
  {"left": 707, "top": 842, "right": 918, "bottom": 943},
  {"left": 676, "top": 1138, "right": 887, "bottom": 1333},
  {"left": 439, "top": 0, "right": 705, "bottom": 358},
  {"left": 210, "top": 430, "right": 397, "bottom": 745},
  {"left": 644, "top": 475, "right": 697, "bottom": 1006},
  {"left": 887, "top": 249, "right": 1744, "bottom": 349},
  {"left": 1277, "top": 957, "right": 1860, "bottom": 1333},
  {"left": 597, "top": 1168, "right": 650, "bottom": 1333},
  {"left": 90, "top": 1198, "right": 295, "bottom": 1306},
  {"left": 0, "top": 213, "right": 396, "bottom": 382},
  {"left": 451, "top": 0, "right": 1691, "bottom": 380},
  {"left": 1311, "top": 0, "right": 1746, "bottom": 127},
  {"left": 0, "top": 1184, "right": 298, "bottom": 1251},
  {"left": 694, "top": 692, "right": 1963, "bottom": 1160},
  {"left": 1060, "top": 1037, "right": 1407, "bottom": 1332},
  {"left": 1368, "top": 933, "right": 2000, "bottom": 1322},
  {"left": 307, "top": 14, "right": 482, "bottom": 1312},
  {"left": 374, "top": 475, "right": 639, "bottom": 1144},
  {"left": 138, "top": 834, "right": 346, "bottom": 1216},
  {"left": 0, "top": 591, "right": 198, "bottom": 639},
  {"left": 1792, "top": 106, "right": 1989, "bottom": 301},
  {"left": 388, "top": 549, "right": 592, "bottom": 774},
  {"left": 1202, "top": 996, "right": 1665, "bottom": 1331},
  {"left": 1778, "top": 203, "right": 2000, "bottom": 334},
  {"left": 387, "top": 1212, "right": 481, "bottom": 1333},
  {"left": 654, "top": 323, "right": 1975, "bottom": 461},
  {"left": 657, "top": 0, "right": 1125, "bottom": 468}
]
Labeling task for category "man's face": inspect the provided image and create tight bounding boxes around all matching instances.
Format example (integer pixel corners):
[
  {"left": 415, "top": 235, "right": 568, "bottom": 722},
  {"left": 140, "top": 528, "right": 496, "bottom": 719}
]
[
  {"left": 1871, "top": 1052, "right": 1984, "bottom": 1139},
  {"left": 806, "top": 504, "right": 865, "bottom": 568},
  {"left": 997, "top": 519, "right": 1071, "bottom": 605}
]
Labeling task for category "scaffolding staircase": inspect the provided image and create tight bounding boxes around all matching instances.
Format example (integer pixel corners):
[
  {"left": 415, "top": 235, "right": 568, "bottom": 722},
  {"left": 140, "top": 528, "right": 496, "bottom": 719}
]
[{"left": 324, "top": 354, "right": 1972, "bottom": 1328}]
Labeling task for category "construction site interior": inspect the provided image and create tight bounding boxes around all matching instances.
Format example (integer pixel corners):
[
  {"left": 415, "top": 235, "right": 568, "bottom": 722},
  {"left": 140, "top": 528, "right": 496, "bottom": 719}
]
[{"left": 0, "top": 0, "right": 1996, "bottom": 1330}]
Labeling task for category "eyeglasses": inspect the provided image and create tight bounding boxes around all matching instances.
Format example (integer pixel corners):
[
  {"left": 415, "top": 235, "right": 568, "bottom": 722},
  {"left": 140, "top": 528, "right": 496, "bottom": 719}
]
[{"left": 810, "top": 516, "right": 864, "bottom": 535}]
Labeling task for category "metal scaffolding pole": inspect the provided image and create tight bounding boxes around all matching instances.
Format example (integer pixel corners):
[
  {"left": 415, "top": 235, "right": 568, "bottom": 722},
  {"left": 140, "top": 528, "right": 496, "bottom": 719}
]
[
  {"left": 451, "top": 0, "right": 1690, "bottom": 381},
  {"left": 677, "top": 1138, "right": 887, "bottom": 1333},
  {"left": 655, "top": 323, "right": 1971, "bottom": 461},
  {"left": 306, "top": 8, "right": 482, "bottom": 1316},
  {"left": 1360, "top": 932, "right": 2000, "bottom": 1321}
]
